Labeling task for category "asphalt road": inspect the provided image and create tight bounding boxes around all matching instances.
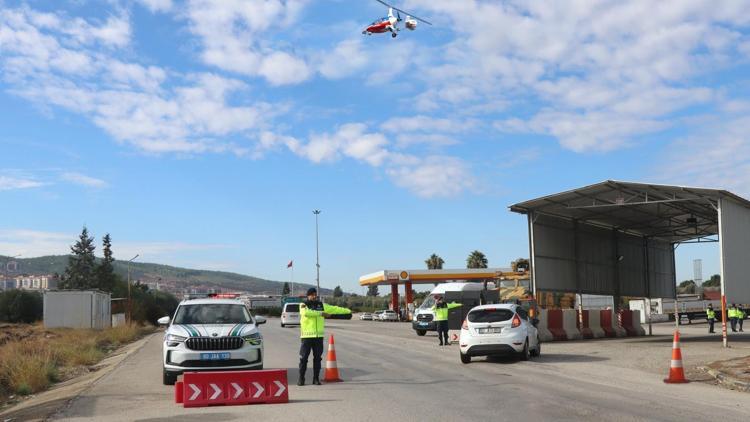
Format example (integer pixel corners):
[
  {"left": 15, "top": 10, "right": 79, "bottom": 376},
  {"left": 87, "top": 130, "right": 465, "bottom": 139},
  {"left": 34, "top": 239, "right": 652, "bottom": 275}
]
[{"left": 53, "top": 319, "right": 750, "bottom": 421}]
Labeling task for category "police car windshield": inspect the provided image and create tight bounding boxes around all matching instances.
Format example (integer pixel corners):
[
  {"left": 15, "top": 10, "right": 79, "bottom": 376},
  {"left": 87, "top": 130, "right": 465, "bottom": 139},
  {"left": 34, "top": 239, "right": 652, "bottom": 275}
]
[{"left": 173, "top": 304, "right": 252, "bottom": 324}]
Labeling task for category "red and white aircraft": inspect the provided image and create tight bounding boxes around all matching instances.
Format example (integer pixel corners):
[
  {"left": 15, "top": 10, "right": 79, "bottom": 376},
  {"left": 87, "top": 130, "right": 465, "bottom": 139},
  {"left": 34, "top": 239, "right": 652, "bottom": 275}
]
[{"left": 362, "top": 0, "right": 432, "bottom": 38}]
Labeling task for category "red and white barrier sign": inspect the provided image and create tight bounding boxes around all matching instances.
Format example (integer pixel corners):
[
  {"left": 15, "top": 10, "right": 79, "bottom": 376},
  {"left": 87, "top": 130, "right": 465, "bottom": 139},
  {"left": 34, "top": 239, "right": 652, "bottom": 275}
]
[{"left": 175, "top": 369, "right": 288, "bottom": 408}]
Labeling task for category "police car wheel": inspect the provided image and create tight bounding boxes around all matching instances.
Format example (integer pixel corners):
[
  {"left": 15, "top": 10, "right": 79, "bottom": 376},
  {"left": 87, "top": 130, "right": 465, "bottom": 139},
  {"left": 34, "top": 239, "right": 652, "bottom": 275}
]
[
  {"left": 281, "top": 323, "right": 285, "bottom": 327},
  {"left": 163, "top": 368, "right": 178, "bottom": 385},
  {"left": 460, "top": 352, "right": 471, "bottom": 364},
  {"left": 416, "top": 330, "right": 426, "bottom": 336}
]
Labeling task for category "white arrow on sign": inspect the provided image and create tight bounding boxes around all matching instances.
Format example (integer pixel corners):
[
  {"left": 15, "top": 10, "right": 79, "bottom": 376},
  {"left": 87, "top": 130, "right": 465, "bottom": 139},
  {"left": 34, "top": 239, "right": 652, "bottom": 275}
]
[
  {"left": 209, "top": 383, "right": 222, "bottom": 400},
  {"left": 189, "top": 384, "right": 201, "bottom": 401},
  {"left": 231, "top": 382, "right": 244, "bottom": 399},
  {"left": 273, "top": 380, "right": 286, "bottom": 397},
  {"left": 252, "top": 382, "right": 264, "bottom": 398}
]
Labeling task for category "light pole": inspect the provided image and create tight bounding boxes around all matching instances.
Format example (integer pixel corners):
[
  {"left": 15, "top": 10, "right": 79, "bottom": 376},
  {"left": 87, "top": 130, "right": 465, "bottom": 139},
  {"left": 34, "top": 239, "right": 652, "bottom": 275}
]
[
  {"left": 313, "top": 210, "right": 321, "bottom": 293},
  {"left": 126, "top": 254, "right": 139, "bottom": 324},
  {"left": 3, "top": 254, "right": 21, "bottom": 290}
]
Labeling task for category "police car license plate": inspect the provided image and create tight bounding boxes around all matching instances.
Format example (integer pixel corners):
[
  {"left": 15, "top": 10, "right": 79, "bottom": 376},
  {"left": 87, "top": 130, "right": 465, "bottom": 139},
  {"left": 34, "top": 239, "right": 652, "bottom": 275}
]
[
  {"left": 418, "top": 322, "right": 428, "bottom": 326},
  {"left": 200, "top": 352, "right": 230, "bottom": 360},
  {"left": 477, "top": 328, "right": 502, "bottom": 334}
]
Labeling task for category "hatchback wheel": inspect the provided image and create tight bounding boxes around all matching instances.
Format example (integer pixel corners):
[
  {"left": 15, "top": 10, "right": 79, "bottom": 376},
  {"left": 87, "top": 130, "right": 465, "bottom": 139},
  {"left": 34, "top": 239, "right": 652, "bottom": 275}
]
[
  {"left": 519, "top": 339, "right": 530, "bottom": 361},
  {"left": 460, "top": 352, "right": 471, "bottom": 364},
  {"left": 531, "top": 337, "right": 541, "bottom": 357}
]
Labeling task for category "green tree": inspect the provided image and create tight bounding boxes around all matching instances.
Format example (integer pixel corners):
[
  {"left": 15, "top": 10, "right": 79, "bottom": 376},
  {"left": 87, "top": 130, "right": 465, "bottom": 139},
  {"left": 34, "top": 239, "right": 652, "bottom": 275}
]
[
  {"left": 466, "top": 250, "right": 488, "bottom": 269},
  {"left": 0, "top": 290, "right": 43, "bottom": 323},
  {"left": 678, "top": 280, "right": 696, "bottom": 294},
  {"left": 282, "top": 282, "right": 291, "bottom": 295},
  {"left": 96, "top": 233, "right": 116, "bottom": 292},
  {"left": 425, "top": 253, "right": 444, "bottom": 270},
  {"left": 702, "top": 274, "right": 720, "bottom": 287},
  {"left": 367, "top": 285, "right": 379, "bottom": 297},
  {"left": 61, "top": 227, "right": 97, "bottom": 290},
  {"left": 333, "top": 285, "right": 343, "bottom": 297}
]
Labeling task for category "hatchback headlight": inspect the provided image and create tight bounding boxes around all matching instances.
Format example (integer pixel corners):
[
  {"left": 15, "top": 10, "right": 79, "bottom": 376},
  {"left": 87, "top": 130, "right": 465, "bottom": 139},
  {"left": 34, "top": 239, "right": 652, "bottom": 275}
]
[
  {"left": 166, "top": 334, "right": 187, "bottom": 347},
  {"left": 243, "top": 332, "right": 262, "bottom": 345}
]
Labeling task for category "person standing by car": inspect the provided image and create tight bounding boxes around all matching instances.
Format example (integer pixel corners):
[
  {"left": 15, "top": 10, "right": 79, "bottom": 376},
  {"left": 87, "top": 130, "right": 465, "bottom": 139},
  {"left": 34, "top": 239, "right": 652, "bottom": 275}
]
[
  {"left": 298, "top": 288, "right": 329, "bottom": 386},
  {"left": 706, "top": 304, "right": 716, "bottom": 333},
  {"left": 729, "top": 303, "right": 739, "bottom": 332},
  {"left": 432, "top": 295, "right": 461, "bottom": 346},
  {"left": 738, "top": 305, "right": 745, "bottom": 332}
]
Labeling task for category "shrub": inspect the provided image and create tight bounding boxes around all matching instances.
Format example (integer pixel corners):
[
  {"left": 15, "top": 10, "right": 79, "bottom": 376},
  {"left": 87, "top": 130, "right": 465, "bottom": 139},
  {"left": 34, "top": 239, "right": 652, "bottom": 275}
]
[{"left": 0, "top": 290, "right": 43, "bottom": 323}]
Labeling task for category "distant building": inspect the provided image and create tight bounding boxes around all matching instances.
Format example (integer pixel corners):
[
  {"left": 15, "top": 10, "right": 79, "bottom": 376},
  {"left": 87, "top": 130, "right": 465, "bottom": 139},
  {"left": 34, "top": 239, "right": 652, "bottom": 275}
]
[
  {"left": 15, "top": 274, "right": 59, "bottom": 290},
  {"left": 1, "top": 279, "right": 15, "bottom": 290}
]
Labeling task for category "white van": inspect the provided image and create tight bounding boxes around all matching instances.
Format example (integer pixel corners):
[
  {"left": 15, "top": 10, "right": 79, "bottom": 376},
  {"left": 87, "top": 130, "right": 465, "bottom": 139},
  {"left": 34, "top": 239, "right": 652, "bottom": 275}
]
[
  {"left": 412, "top": 282, "right": 494, "bottom": 336},
  {"left": 281, "top": 302, "right": 301, "bottom": 327}
]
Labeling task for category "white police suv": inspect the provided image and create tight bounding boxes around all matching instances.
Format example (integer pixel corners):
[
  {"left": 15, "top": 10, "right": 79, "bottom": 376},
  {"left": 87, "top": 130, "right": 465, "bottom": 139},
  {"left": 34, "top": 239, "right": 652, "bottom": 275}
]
[{"left": 158, "top": 298, "right": 266, "bottom": 385}]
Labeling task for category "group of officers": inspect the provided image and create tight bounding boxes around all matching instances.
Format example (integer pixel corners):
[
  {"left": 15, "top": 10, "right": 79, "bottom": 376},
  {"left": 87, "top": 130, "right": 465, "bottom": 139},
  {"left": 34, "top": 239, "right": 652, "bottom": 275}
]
[{"left": 706, "top": 303, "right": 746, "bottom": 333}]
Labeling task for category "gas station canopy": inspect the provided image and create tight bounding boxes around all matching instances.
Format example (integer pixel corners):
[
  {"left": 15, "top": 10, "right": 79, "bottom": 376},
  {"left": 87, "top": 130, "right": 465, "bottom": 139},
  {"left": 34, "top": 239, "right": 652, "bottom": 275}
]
[{"left": 359, "top": 268, "right": 524, "bottom": 286}]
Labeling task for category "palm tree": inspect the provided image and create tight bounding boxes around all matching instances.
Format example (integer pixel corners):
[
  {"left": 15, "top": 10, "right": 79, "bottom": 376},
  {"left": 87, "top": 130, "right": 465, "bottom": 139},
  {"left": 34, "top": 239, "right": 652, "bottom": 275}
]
[
  {"left": 466, "top": 250, "right": 488, "bottom": 269},
  {"left": 425, "top": 254, "right": 444, "bottom": 270}
]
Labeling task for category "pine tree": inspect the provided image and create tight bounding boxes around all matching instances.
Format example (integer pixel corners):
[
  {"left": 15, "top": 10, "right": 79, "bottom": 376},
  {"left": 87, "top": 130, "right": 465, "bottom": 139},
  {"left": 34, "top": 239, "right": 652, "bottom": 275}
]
[
  {"left": 61, "top": 227, "right": 97, "bottom": 289},
  {"left": 96, "top": 233, "right": 116, "bottom": 292},
  {"left": 282, "top": 282, "right": 291, "bottom": 295},
  {"left": 333, "top": 285, "right": 343, "bottom": 297}
]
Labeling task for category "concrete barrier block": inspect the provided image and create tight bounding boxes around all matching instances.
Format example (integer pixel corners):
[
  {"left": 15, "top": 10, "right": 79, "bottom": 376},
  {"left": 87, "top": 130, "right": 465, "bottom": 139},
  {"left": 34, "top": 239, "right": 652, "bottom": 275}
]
[
  {"left": 587, "top": 310, "right": 605, "bottom": 338},
  {"left": 537, "top": 309, "right": 553, "bottom": 342},
  {"left": 562, "top": 309, "right": 582, "bottom": 340}
]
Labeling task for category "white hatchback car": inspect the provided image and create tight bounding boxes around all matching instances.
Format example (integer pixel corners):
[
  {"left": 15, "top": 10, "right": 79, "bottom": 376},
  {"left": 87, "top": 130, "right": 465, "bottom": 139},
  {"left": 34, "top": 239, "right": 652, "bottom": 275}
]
[
  {"left": 281, "top": 302, "right": 301, "bottom": 327},
  {"left": 459, "top": 304, "right": 540, "bottom": 363},
  {"left": 380, "top": 310, "right": 399, "bottom": 322},
  {"left": 159, "top": 298, "right": 266, "bottom": 385}
]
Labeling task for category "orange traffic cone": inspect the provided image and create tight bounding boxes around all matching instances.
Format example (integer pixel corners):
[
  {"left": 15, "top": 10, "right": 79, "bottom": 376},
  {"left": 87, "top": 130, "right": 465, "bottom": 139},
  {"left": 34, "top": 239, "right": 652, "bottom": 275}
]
[
  {"left": 323, "top": 335, "right": 342, "bottom": 382},
  {"left": 663, "top": 330, "right": 689, "bottom": 384}
]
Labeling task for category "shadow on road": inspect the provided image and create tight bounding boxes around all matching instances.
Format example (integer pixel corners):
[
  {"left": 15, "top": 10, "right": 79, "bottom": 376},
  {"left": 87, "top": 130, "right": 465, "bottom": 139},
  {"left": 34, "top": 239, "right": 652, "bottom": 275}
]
[
  {"left": 283, "top": 367, "right": 371, "bottom": 383},
  {"left": 635, "top": 334, "right": 750, "bottom": 344},
  {"left": 139, "top": 415, "right": 237, "bottom": 422},
  {"left": 481, "top": 353, "right": 609, "bottom": 364}
]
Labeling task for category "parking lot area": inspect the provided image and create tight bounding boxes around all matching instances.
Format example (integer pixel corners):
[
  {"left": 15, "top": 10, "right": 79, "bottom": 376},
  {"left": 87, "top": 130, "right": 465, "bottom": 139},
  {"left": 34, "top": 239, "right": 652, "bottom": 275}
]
[{"left": 43, "top": 316, "right": 750, "bottom": 421}]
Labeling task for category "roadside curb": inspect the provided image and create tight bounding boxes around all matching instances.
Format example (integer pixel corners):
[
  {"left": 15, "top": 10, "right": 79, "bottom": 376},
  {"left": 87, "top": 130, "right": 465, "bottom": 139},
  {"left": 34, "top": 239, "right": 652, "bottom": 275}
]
[
  {"left": 699, "top": 366, "right": 750, "bottom": 392},
  {"left": 0, "top": 331, "right": 158, "bottom": 422}
]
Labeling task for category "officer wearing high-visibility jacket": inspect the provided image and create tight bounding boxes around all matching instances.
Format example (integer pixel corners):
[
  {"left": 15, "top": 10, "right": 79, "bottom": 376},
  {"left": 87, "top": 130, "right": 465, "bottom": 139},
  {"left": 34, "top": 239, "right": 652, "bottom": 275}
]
[
  {"left": 729, "top": 303, "right": 739, "bottom": 332},
  {"left": 432, "top": 295, "right": 462, "bottom": 346},
  {"left": 298, "top": 288, "right": 329, "bottom": 386},
  {"left": 739, "top": 305, "right": 745, "bottom": 332},
  {"left": 706, "top": 304, "right": 716, "bottom": 333}
]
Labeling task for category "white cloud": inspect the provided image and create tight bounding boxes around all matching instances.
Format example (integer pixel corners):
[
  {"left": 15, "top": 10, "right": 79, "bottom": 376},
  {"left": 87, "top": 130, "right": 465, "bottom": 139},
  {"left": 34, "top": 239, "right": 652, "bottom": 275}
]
[
  {"left": 403, "top": 0, "right": 750, "bottom": 152},
  {"left": 386, "top": 156, "right": 475, "bottom": 198},
  {"left": 0, "top": 176, "right": 45, "bottom": 191},
  {"left": 660, "top": 116, "right": 750, "bottom": 197},
  {"left": 318, "top": 39, "right": 370, "bottom": 80},
  {"left": 137, "top": 0, "right": 173, "bottom": 13},
  {"left": 300, "top": 123, "right": 390, "bottom": 167},
  {"left": 185, "top": 0, "right": 311, "bottom": 85},
  {"left": 61, "top": 172, "right": 108, "bottom": 188}
]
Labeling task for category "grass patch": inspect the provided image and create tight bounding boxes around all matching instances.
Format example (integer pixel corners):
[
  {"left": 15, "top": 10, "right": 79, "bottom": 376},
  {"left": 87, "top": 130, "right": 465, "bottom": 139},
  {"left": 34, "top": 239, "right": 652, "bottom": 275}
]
[{"left": 0, "top": 324, "right": 153, "bottom": 399}]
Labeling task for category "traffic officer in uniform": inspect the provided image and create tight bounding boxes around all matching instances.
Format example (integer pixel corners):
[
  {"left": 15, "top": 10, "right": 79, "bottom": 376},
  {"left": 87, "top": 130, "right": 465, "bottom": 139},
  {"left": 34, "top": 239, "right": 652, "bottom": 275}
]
[
  {"left": 739, "top": 305, "right": 745, "bottom": 332},
  {"left": 432, "top": 295, "right": 461, "bottom": 346},
  {"left": 729, "top": 303, "right": 738, "bottom": 332},
  {"left": 706, "top": 304, "right": 716, "bottom": 333},
  {"left": 298, "top": 288, "right": 329, "bottom": 386}
]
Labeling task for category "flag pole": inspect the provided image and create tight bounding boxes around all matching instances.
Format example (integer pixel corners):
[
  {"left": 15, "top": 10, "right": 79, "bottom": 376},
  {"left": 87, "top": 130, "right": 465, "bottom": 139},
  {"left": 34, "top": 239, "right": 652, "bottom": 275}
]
[{"left": 291, "top": 263, "right": 294, "bottom": 297}]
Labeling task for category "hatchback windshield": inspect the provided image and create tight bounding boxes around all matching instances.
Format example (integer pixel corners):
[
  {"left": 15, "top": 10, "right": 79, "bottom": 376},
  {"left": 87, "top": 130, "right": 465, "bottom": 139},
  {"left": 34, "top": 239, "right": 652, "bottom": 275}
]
[
  {"left": 468, "top": 308, "right": 514, "bottom": 323},
  {"left": 174, "top": 304, "right": 252, "bottom": 324}
]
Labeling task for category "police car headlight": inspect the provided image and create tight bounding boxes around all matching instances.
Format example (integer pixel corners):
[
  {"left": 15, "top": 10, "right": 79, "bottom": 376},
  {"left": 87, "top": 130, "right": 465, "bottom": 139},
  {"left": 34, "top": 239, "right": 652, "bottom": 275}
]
[
  {"left": 166, "top": 334, "right": 187, "bottom": 347},
  {"left": 243, "top": 332, "right": 262, "bottom": 345}
]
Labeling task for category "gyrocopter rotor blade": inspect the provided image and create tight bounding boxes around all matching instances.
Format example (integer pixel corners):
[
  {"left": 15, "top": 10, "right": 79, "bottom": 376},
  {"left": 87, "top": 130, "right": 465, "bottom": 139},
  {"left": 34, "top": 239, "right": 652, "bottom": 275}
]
[{"left": 375, "top": 0, "right": 432, "bottom": 25}]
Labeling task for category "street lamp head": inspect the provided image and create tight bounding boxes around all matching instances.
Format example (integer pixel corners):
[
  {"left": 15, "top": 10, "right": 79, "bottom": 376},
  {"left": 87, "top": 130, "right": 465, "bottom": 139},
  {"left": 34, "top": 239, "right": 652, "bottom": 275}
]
[{"left": 313, "top": 210, "right": 321, "bottom": 215}]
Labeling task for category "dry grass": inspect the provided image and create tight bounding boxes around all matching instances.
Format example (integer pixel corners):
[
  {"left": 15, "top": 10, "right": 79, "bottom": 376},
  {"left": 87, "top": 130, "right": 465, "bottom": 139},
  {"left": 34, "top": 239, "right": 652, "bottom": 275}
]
[{"left": 0, "top": 324, "right": 153, "bottom": 399}]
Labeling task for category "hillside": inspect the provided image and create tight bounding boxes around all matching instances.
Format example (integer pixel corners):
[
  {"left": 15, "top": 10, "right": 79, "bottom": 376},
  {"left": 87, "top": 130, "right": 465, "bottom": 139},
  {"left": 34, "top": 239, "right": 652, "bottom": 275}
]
[{"left": 1, "top": 255, "right": 331, "bottom": 295}]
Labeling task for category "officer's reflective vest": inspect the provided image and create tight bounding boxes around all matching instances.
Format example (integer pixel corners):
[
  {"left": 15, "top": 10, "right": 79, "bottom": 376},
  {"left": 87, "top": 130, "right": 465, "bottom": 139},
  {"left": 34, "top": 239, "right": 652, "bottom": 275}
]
[
  {"left": 729, "top": 308, "right": 738, "bottom": 318},
  {"left": 300, "top": 302, "right": 325, "bottom": 338},
  {"left": 432, "top": 302, "right": 462, "bottom": 321},
  {"left": 706, "top": 309, "right": 715, "bottom": 320}
]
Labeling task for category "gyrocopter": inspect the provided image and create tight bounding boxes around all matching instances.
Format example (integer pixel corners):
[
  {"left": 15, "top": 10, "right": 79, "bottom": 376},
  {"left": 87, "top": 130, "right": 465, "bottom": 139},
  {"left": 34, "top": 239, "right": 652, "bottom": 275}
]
[{"left": 362, "top": 0, "right": 432, "bottom": 38}]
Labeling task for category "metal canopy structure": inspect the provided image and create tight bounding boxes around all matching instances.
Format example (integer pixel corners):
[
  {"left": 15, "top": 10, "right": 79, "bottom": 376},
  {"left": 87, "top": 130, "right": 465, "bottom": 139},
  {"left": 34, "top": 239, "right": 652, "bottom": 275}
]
[{"left": 510, "top": 180, "right": 750, "bottom": 347}]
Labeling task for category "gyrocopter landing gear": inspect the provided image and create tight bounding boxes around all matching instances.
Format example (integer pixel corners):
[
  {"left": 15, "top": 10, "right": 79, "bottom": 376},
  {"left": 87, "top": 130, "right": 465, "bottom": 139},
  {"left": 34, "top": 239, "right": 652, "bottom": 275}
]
[{"left": 391, "top": 32, "right": 397, "bottom": 38}]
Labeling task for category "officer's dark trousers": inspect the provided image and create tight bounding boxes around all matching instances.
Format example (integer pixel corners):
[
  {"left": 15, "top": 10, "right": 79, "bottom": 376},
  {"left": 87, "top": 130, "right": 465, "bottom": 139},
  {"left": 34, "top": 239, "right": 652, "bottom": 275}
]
[
  {"left": 730, "top": 318, "right": 737, "bottom": 332},
  {"left": 299, "top": 337, "right": 324, "bottom": 380},
  {"left": 739, "top": 318, "right": 744, "bottom": 332},
  {"left": 436, "top": 320, "right": 449, "bottom": 345},
  {"left": 708, "top": 319, "right": 714, "bottom": 333}
]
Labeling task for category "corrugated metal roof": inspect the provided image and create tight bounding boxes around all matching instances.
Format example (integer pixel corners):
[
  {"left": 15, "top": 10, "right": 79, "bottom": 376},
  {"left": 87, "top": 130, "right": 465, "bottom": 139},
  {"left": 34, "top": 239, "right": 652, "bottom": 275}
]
[{"left": 509, "top": 180, "right": 750, "bottom": 243}]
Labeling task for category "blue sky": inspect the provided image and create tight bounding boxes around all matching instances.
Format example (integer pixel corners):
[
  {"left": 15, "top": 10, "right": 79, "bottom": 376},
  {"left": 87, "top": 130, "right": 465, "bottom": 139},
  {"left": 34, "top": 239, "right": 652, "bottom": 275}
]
[{"left": 1, "top": 0, "right": 749, "bottom": 292}]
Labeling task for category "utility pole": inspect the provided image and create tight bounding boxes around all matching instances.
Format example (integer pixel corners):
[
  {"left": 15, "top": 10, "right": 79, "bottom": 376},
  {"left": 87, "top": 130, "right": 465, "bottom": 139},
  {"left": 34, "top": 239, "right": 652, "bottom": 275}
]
[
  {"left": 313, "top": 210, "right": 321, "bottom": 294},
  {"left": 127, "top": 254, "right": 139, "bottom": 324}
]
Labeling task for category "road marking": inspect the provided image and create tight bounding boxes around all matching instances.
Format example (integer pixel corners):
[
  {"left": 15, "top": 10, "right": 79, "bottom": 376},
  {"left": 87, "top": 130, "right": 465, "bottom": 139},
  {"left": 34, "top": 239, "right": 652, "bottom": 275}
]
[
  {"left": 189, "top": 384, "right": 201, "bottom": 401},
  {"left": 273, "top": 380, "right": 286, "bottom": 397},
  {"left": 252, "top": 381, "right": 264, "bottom": 398},
  {"left": 231, "top": 382, "right": 243, "bottom": 399},
  {"left": 209, "top": 383, "right": 222, "bottom": 400}
]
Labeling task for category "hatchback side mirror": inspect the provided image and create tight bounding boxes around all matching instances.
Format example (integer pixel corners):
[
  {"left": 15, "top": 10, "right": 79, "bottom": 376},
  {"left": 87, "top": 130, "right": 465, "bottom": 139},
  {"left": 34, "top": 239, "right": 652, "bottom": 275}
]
[
  {"left": 157, "top": 316, "right": 170, "bottom": 326},
  {"left": 255, "top": 316, "right": 267, "bottom": 325}
]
